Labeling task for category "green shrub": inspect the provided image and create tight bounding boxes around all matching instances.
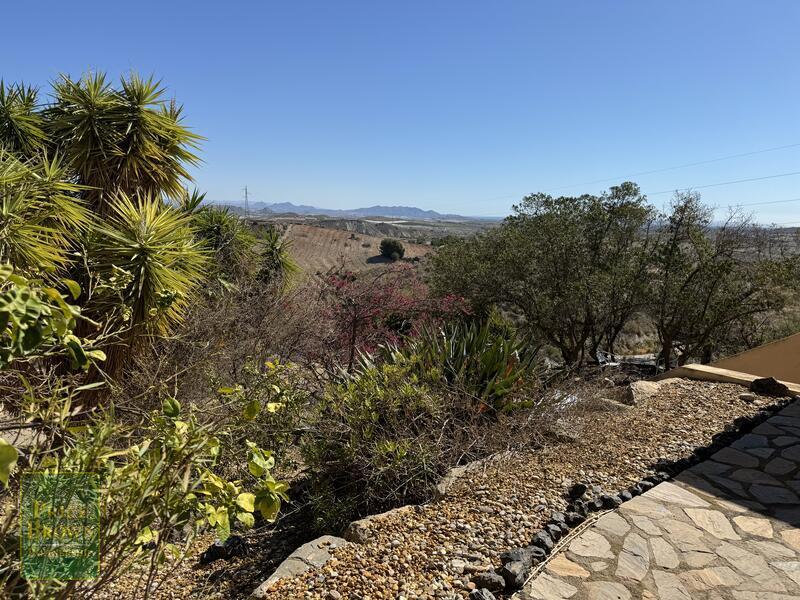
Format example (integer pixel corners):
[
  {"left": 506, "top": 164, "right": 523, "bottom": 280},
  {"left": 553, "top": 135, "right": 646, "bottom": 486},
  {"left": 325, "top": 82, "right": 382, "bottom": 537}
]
[
  {"left": 302, "top": 363, "right": 440, "bottom": 531},
  {"left": 379, "top": 238, "right": 405, "bottom": 260}
]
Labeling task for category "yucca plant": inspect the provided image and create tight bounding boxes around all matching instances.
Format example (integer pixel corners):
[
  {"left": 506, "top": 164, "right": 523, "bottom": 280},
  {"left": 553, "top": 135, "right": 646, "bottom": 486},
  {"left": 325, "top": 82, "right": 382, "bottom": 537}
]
[
  {"left": 89, "top": 194, "right": 208, "bottom": 358},
  {"left": 46, "top": 72, "right": 202, "bottom": 213},
  {"left": 257, "top": 227, "right": 298, "bottom": 289},
  {"left": 380, "top": 320, "right": 540, "bottom": 409},
  {"left": 0, "top": 82, "right": 47, "bottom": 156},
  {"left": 191, "top": 204, "right": 256, "bottom": 281},
  {"left": 0, "top": 151, "right": 87, "bottom": 275}
]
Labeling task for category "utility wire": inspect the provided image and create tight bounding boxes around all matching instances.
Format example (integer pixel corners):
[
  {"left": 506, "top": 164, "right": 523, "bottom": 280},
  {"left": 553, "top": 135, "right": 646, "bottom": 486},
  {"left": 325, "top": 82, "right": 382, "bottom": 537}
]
[
  {"left": 544, "top": 142, "right": 800, "bottom": 192},
  {"left": 647, "top": 171, "right": 800, "bottom": 196},
  {"left": 476, "top": 142, "right": 800, "bottom": 204}
]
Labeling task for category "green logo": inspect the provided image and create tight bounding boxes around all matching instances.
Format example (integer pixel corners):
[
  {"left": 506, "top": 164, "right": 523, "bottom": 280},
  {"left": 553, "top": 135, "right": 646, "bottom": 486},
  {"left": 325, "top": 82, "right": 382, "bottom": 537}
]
[{"left": 20, "top": 472, "right": 99, "bottom": 580}]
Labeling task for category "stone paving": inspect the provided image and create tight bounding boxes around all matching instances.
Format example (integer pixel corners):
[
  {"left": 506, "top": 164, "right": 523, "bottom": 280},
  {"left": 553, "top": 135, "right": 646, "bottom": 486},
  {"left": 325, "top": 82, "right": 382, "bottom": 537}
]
[{"left": 518, "top": 401, "right": 800, "bottom": 600}]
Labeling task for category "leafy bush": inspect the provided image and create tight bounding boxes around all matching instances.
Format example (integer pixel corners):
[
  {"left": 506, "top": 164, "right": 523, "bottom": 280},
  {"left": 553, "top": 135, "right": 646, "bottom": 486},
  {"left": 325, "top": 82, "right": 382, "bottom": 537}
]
[
  {"left": 379, "top": 238, "right": 405, "bottom": 260},
  {"left": 302, "top": 363, "right": 440, "bottom": 531},
  {"left": 380, "top": 320, "right": 540, "bottom": 410}
]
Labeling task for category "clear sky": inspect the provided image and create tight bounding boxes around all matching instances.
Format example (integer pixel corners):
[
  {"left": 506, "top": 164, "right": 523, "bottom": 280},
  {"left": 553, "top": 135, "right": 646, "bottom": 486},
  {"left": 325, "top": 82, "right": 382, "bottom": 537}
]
[{"left": 4, "top": 1, "right": 800, "bottom": 220}]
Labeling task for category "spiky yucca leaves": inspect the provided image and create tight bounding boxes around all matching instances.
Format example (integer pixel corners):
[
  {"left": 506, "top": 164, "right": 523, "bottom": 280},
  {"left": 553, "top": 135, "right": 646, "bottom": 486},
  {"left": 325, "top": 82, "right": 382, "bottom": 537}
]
[
  {"left": 0, "top": 151, "right": 87, "bottom": 274},
  {"left": 258, "top": 227, "right": 298, "bottom": 288},
  {"left": 0, "top": 82, "right": 46, "bottom": 156},
  {"left": 192, "top": 205, "right": 256, "bottom": 281},
  {"left": 90, "top": 194, "right": 208, "bottom": 348},
  {"left": 47, "top": 73, "right": 202, "bottom": 212}
]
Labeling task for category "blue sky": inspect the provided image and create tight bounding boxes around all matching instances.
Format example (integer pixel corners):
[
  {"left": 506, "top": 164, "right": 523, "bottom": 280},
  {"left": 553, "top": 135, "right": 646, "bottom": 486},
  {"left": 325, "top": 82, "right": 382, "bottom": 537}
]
[{"left": 4, "top": 1, "right": 800, "bottom": 219}]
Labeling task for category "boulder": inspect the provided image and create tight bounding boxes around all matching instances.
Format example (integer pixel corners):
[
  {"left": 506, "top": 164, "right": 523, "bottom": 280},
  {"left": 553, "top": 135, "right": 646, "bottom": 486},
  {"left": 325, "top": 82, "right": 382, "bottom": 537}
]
[
  {"left": 199, "top": 535, "right": 248, "bottom": 564},
  {"left": 499, "top": 560, "right": 530, "bottom": 589},
  {"left": 469, "top": 589, "right": 497, "bottom": 600},
  {"left": 248, "top": 535, "right": 348, "bottom": 598},
  {"left": 623, "top": 380, "right": 661, "bottom": 405},
  {"left": 471, "top": 570, "right": 505, "bottom": 592},
  {"left": 343, "top": 505, "right": 413, "bottom": 544}
]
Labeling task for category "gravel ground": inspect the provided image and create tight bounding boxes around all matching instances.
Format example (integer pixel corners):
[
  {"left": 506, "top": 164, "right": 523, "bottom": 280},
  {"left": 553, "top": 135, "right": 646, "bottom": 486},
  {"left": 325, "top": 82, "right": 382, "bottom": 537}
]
[{"left": 97, "top": 379, "right": 785, "bottom": 599}]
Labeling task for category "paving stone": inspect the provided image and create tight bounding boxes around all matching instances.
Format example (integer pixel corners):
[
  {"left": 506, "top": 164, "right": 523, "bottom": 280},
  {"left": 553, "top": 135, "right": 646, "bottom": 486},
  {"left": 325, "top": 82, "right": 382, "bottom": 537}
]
[
  {"left": 660, "top": 518, "right": 713, "bottom": 553},
  {"left": 620, "top": 495, "right": 672, "bottom": 519},
  {"left": 589, "top": 561, "right": 608, "bottom": 572},
  {"left": 648, "top": 482, "right": 711, "bottom": 507},
  {"left": 774, "top": 561, "right": 800, "bottom": 586},
  {"left": 594, "top": 512, "right": 630, "bottom": 537},
  {"left": 524, "top": 572, "right": 578, "bottom": 599},
  {"left": 707, "top": 475, "right": 749, "bottom": 498},
  {"left": 714, "top": 496, "right": 764, "bottom": 514},
  {"left": 683, "top": 550, "right": 717, "bottom": 567},
  {"left": 547, "top": 554, "right": 590, "bottom": 579},
  {"left": 684, "top": 508, "right": 741, "bottom": 540},
  {"left": 781, "top": 529, "right": 800, "bottom": 551},
  {"left": 585, "top": 581, "right": 631, "bottom": 600},
  {"left": 689, "top": 460, "right": 732, "bottom": 476},
  {"left": 765, "top": 457, "right": 797, "bottom": 476},
  {"left": 772, "top": 416, "right": 800, "bottom": 427},
  {"left": 782, "top": 445, "right": 800, "bottom": 462},
  {"left": 749, "top": 539, "right": 795, "bottom": 559},
  {"left": 752, "top": 422, "right": 788, "bottom": 436},
  {"left": 732, "top": 515, "right": 774, "bottom": 538},
  {"left": 712, "top": 447, "right": 760, "bottom": 468},
  {"left": 652, "top": 570, "right": 692, "bottom": 600},
  {"left": 650, "top": 537, "right": 679, "bottom": 569},
  {"left": 716, "top": 541, "right": 785, "bottom": 592},
  {"left": 750, "top": 484, "right": 799, "bottom": 505},
  {"left": 746, "top": 447, "right": 776, "bottom": 459},
  {"left": 730, "top": 468, "right": 783, "bottom": 485},
  {"left": 773, "top": 436, "right": 799, "bottom": 448},
  {"left": 569, "top": 530, "right": 615, "bottom": 559},
  {"left": 679, "top": 566, "right": 742, "bottom": 590},
  {"left": 731, "top": 434, "right": 770, "bottom": 450},
  {"left": 631, "top": 515, "right": 661, "bottom": 536},
  {"left": 615, "top": 532, "right": 650, "bottom": 582}
]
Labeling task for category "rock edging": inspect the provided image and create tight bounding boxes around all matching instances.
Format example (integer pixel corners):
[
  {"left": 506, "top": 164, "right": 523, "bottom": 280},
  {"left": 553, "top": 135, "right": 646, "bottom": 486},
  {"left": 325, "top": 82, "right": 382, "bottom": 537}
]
[{"left": 466, "top": 392, "right": 797, "bottom": 600}]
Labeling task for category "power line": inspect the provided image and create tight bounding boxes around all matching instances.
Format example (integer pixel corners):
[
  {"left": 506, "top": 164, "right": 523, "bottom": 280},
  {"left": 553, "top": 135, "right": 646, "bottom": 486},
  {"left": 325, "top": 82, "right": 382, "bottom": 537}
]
[
  {"left": 717, "top": 196, "right": 800, "bottom": 209},
  {"left": 544, "top": 142, "right": 800, "bottom": 193},
  {"left": 472, "top": 142, "right": 800, "bottom": 205},
  {"left": 647, "top": 170, "right": 800, "bottom": 196}
]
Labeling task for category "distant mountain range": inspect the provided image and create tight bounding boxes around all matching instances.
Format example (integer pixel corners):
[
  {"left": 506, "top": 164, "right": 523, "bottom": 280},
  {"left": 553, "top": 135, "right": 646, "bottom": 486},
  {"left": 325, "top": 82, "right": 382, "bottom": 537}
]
[{"left": 211, "top": 200, "right": 480, "bottom": 220}]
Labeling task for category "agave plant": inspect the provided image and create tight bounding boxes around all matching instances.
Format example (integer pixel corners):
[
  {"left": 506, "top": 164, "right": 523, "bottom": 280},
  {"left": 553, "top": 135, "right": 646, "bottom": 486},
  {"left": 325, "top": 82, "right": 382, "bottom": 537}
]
[
  {"left": 0, "top": 151, "right": 87, "bottom": 274},
  {"left": 89, "top": 193, "right": 208, "bottom": 348},
  {"left": 46, "top": 72, "right": 202, "bottom": 213},
  {"left": 380, "top": 320, "right": 540, "bottom": 408}
]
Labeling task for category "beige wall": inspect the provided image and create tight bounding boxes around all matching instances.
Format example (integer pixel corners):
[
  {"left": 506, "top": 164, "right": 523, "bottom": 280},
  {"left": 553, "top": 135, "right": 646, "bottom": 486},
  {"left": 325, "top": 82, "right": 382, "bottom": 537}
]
[{"left": 712, "top": 332, "right": 800, "bottom": 385}]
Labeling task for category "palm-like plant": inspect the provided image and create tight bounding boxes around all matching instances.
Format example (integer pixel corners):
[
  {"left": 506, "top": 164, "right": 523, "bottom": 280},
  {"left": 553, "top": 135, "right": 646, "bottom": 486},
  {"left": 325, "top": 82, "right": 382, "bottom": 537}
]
[
  {"left": 46, "top": 73, "right": 202, "bottom": 213},
  {"left": 191, "top": 205, "right": 256, "bottom": 280},
  {"left": 258, "top": 227, "right": 298, "bottom": 288},
  {"left": 90, "top": 193, "right": 208, "bottom": 343},
  {"left": 0, "top": 151, "right": 87, "bottom": 274},
  {"left": 0, "top": 82, "right": 47, "bottom": 156}
]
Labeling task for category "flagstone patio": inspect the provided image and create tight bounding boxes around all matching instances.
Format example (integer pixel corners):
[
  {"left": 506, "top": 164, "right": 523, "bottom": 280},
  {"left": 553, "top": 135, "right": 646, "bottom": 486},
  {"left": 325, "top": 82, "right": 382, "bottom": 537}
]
[{"left": 517, "top": 400, "right": 800, "bottom": 600}]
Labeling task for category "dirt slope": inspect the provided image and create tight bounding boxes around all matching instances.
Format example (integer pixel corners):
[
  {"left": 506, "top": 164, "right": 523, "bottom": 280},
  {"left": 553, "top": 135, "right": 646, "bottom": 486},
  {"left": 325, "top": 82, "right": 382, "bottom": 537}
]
[{"left": 284, "top": 224, "right": 431, "bottom": 274}]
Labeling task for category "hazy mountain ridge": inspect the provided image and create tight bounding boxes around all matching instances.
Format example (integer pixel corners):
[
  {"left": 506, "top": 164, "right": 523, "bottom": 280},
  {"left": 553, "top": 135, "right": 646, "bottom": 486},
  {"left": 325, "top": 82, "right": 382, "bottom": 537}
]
[{"left": 213, "top": 200, "right": 473, "bottom": 220}]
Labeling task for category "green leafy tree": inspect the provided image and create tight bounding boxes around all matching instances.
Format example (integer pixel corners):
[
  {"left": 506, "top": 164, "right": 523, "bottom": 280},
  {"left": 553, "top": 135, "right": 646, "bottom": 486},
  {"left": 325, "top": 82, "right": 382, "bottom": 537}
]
[{"left": 379, "top": 238, "right": 405, "bottom": 260}]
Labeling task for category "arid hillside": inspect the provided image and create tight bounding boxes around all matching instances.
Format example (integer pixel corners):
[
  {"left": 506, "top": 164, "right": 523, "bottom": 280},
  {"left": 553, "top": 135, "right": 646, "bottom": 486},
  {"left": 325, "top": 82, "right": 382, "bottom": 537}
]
[{"left": 283, "top": 223, "right": 432, "bottom": 274}]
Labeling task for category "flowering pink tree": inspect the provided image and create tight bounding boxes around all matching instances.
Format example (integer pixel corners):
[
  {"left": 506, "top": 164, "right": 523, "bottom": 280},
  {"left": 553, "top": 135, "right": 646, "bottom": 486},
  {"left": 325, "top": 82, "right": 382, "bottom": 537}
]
[{"left": 318, "top": 265, "right": 468, "bottom": 372}]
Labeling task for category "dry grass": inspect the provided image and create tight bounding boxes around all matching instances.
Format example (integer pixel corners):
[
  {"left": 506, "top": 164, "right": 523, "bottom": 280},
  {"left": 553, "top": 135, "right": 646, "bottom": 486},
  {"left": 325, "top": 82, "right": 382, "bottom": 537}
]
[{"left": 284, "top": 224, "right": 431, "bottom": 274}]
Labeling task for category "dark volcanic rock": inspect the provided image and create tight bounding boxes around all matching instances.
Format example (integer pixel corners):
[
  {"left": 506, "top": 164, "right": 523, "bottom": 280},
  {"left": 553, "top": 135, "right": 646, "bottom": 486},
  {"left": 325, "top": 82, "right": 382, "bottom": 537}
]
[
  {"left": 199, "top": 535, "right": 248, "bottom": 564},
  {"left": 469, "top": 589, "right": 497, "bottom": 600},
  {"left": 471, "top": 570, "right": 505, "bottom": 592},
  {"left": 751, "top": 377, "right": 790, "bottom": 397},
  {"left": 499, "top": 560, "right": 530, "bottom": 590},
  {"left": 567, "top": 482, "right": 588, "bottom": 499},
  {"left": 531, "top": 530, "right": 554, "bottom": 552}
]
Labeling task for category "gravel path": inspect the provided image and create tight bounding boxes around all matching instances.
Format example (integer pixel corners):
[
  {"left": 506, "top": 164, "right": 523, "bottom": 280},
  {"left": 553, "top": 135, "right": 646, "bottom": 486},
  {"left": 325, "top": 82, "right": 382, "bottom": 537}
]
[
  {"left": 518, "top": 399, "right": 800, "bottom": 600},
  {"left": 103, "top": 379, "right": 787, "bottom": 599}
]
